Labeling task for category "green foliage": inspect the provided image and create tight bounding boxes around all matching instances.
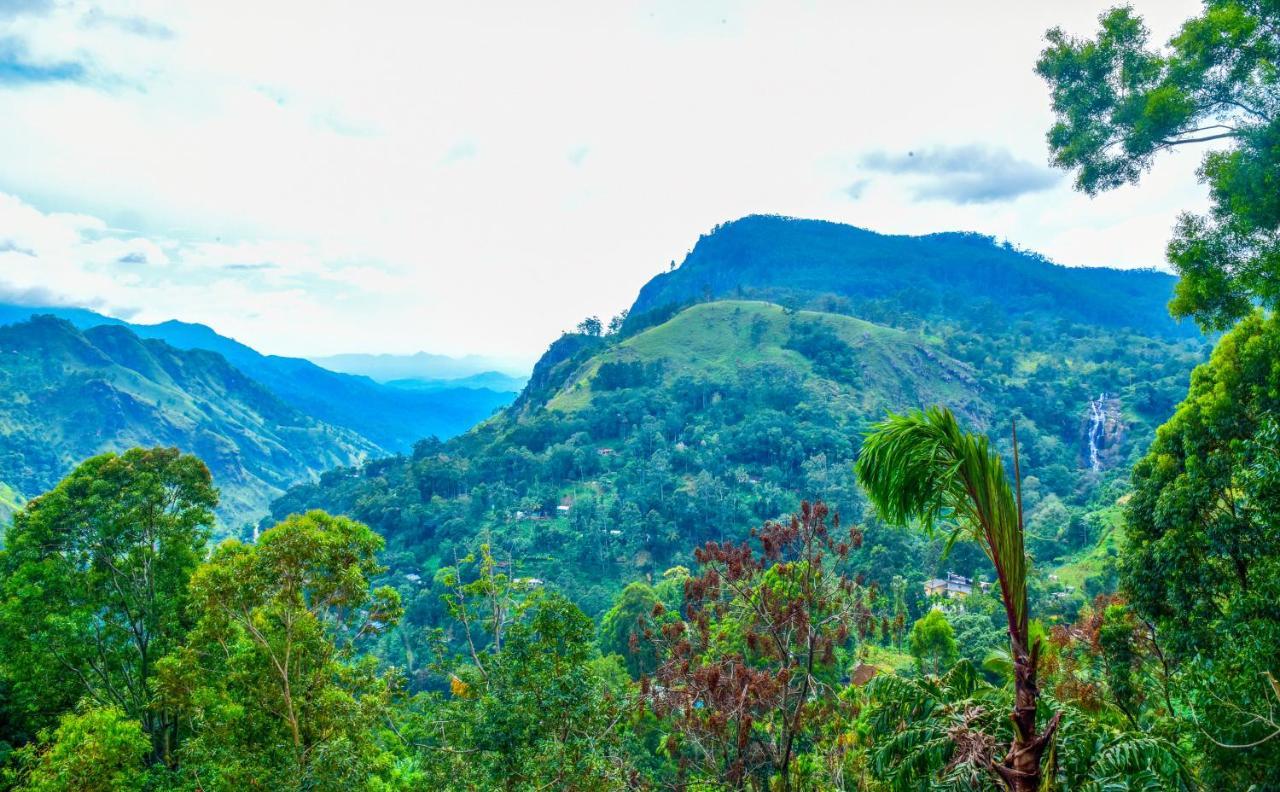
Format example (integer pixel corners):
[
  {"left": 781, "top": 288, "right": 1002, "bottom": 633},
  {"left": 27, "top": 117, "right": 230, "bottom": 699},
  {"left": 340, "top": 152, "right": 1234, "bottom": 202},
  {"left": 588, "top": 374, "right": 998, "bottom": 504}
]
[
  {"left": 6, "top": 706, "right": 151, "bottom": 792},
  {"left": 865, "top": 660, "right": 1000, "bottom": 791},
  {"left": 158, "top": 510, "right": 404, "bottom": 790},
  {"left": 274, "top": 295, "right": 1204, "bottom": 700},
  {"left": 626, "top": 215, "right": 1195, "bottom": 339},
  {"left": 1125, "top": 309, "right": 1280, "bottom": 784},
  {"left": 858, "top": 408, "right": 1063, "bottom": 790},
  {"left": 1038, "top": 2, "right": 1280, "bottom": 330},
  {"left": 411, "top": 590, "right": 633, "bottom": 790},
  {"left": 599, "top": 580, "right": 664, "bottom": 678},
  {"left": 0, "top": 448, "right": 215, "bottom": 758},
  {"left": 908, "top": 609, "right": 958, "bottom": 676},
  {"left": 864, "top": 660, "right": 1196, "bottom": 791},
  {"left": 782, "top": 318, "right": 860, "bottom": 385},
  {"left": 857, "top": 407, "right": 1028, "bottom": 640},
  {"left": 0, "top": 316, "right": 378, "bottom": 527}
]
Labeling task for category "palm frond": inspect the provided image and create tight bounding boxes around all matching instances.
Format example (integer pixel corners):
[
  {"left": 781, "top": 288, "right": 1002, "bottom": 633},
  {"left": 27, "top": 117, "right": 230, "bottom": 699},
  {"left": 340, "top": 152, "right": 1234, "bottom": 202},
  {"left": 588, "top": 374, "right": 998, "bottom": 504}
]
[
  {"left": 1075, "top": 734, "right": 1197, "bottom": 792},
  {"left": 856, "top": 407, "right": 1028, "bottom": 639}
]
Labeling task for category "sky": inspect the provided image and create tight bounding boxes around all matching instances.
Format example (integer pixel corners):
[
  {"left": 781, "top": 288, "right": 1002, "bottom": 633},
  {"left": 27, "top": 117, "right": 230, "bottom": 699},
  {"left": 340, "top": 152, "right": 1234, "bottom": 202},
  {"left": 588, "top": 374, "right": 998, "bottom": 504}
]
[{"left": 0, "top": 0, "right": 1208, "bottom": 364}]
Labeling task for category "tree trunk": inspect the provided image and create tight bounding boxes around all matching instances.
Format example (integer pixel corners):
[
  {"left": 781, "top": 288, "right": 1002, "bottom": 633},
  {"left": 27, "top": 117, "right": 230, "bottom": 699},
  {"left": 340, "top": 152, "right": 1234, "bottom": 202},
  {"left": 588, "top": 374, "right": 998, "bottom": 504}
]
[
  {"left": 994, "top": 639, "right": 1061, "bottom": 792},
  {"left": 993, "top": 419, "right": 1061, "bottom": 791}
]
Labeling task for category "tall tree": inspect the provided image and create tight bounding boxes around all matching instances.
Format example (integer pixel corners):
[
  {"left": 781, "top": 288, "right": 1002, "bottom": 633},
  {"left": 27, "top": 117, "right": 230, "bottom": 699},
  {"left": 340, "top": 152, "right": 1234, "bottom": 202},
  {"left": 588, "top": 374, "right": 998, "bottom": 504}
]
[
  {"left": 0, "top": 448, "right": 215, "bottom": 762},
  {"left": 856, "top": 407, "right": 1058, "bottom": 792},
  {"left": 909, "top": 609, "right": 958, "bottom": 677},
  {"left": 1037, "top": 1, "right": 1279, "bottom": 331},
  {"left": 158, "top": 510, "right": 403, "bottom": 789},
  {"left": 1124, "top": 310, "right": 1280, "bottom": 786},
  {"left": 417, "top": 590, "right": 632, "bottom": 790}
]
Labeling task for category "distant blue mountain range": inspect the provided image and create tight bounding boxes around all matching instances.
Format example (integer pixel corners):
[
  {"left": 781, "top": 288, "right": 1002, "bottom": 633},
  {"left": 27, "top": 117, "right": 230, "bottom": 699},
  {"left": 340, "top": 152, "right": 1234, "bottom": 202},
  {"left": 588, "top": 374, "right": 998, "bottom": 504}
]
[{"left": 0, "top": 303, "right": 517, "bottom": 453}]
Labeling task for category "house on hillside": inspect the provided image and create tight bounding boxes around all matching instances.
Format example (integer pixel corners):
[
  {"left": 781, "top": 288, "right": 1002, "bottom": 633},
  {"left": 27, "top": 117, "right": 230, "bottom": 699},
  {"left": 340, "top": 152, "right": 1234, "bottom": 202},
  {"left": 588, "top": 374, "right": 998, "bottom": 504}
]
[{"left": 924, "top": 573, "right": 976, "bottom": 598}]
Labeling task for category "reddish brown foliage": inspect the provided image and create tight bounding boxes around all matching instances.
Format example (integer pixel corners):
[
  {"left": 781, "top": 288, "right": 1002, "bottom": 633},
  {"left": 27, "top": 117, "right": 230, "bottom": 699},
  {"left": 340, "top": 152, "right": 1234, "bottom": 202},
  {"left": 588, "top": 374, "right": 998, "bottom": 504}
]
[{"left": 641, "top": 501, "right": 873, "bottom": 789}]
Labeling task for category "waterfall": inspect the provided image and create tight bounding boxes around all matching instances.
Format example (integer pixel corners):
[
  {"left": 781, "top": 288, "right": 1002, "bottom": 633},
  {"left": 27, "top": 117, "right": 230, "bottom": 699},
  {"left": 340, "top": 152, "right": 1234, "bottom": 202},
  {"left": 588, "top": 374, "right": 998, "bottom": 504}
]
[{"left": 1087, "top": 393, "right": 1107, "bottom": 472}]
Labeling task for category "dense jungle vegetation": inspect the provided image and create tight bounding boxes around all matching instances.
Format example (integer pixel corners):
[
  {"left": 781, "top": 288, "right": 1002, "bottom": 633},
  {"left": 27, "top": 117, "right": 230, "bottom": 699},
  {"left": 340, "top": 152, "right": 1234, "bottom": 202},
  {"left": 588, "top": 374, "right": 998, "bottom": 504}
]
[{"left": 0, "top": 1, "right": 1277, "bottom": 789}]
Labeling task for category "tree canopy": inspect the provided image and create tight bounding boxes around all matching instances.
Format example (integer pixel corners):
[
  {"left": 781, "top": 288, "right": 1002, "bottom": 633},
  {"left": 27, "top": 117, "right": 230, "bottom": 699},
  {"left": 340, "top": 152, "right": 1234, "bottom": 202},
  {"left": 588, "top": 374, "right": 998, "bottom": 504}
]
[
  {"left": 0, "top": 448, "right": 215, "bottom": 760},
  {"left": 1038, "top": 1, "right": 1280, "bottom": 330}
]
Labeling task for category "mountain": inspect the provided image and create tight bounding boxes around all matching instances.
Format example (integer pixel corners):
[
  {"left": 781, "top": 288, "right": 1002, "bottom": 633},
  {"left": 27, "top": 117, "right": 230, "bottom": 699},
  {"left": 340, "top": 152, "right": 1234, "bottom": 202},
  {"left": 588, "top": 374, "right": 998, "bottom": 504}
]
[
  {"left": 384, "top": 372, "right": 528, "bottom": 393},
  {"left": 0, "top": 303, "right": 515, "bottom": 452},
  {"left": 270, "top": 210, "right": 1210, "bottom": 664},
  {"left": 0, "top": 317, "right": 378, "bottom": 527},
  {"left": 311, "top": 351, "right": 528, "bottom": 383},
  {"left": 627, "top": 215, "right": 1197, "bottom": 339}
]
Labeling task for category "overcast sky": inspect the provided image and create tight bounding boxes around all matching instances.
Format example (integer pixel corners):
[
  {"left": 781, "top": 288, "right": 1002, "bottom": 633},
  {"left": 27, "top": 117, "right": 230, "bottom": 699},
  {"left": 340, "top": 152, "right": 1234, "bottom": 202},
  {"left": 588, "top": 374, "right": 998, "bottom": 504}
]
[{"left": 0, "top": 0, "right": 1207, "bottom": 363}]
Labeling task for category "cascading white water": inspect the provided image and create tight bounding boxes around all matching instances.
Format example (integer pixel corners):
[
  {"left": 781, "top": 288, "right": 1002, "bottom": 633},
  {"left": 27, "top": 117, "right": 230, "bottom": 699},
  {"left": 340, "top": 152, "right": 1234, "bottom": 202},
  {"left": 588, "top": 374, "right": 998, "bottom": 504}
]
[{"left": 1087, "top": 393, "right": 1107, "bottom": 472}]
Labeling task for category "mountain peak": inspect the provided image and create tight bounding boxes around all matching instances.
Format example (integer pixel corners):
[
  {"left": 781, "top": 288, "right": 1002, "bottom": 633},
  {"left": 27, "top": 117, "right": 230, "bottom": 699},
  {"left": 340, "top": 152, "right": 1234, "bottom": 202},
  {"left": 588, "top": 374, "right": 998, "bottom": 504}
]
[{"left": 627, "top": 215, "right": 1190, "bottom": 339}]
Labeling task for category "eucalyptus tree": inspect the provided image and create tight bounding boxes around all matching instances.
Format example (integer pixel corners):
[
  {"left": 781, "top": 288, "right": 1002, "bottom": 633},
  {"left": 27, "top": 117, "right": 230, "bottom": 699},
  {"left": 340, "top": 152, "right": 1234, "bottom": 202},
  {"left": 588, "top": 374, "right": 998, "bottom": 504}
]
[{"left": 159, "top": 510, "right": 404, "bottom": 789}]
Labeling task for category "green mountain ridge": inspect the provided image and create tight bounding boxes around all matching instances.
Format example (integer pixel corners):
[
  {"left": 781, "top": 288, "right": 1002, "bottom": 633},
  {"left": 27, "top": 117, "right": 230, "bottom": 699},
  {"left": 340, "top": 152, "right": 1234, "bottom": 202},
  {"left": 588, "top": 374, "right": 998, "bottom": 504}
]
[
  {"left": 626, "top": 215, "right": 1195, "bottom": 340},
  {"left": 0, "top": 316, "right": 379, "bottom": 527},
  {"left": 270, "top": 260, "right": 1206, "bottom": 667},
  {"left": 0, "top": 302, "right": 515, "bottom": 452}
]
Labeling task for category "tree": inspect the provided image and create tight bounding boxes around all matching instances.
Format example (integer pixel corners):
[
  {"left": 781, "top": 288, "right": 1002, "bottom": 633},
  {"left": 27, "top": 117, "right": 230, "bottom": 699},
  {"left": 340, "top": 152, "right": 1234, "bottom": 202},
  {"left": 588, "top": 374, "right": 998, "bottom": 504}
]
[
  {"left": 577, "top": 315, "right": 604, "bottom": 337},
  {"left": 607, "top": 310, "right": 629, "bottom": 335},
  {"left": 0, "top": 448, "right": 215, "bottom": 762},
  {"left": 1037, "top": 2, "right": 1279, "bottom": 331},
  {"left": 418, "top": 591, "right": 632, "bottom": 790},
  {"left": 864, "top": 660, "right": 1195, "bottom": 791},
  {"left": 158, "top": 510, "right": 403, "bottom": 789},
  {"left": 599, "top": 580, "right": 663, "bottom": 679},
  {"left": 856, "top": 407, "right": 1058, "bottom": 792},
  {"left": 6, "top": 705, "right": 151, "bottom": 792},
  {"left": 1124, "top": 310, "right": 1280, "bottom": 785},
  {"left": 909, "top": 609, "right": 958, "bottom": 676},
  {"left": 643, "top": 501, "right": 865, "bottom": 790}
]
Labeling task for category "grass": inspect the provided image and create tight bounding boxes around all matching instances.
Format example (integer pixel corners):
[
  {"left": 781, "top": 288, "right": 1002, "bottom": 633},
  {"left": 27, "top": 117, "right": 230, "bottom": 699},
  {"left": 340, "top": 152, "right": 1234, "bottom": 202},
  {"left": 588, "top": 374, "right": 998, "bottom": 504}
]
[
  {"left": 546, "top": 301, "right": 981, "bottom": 418},
  {"left": 861, "top": 644, "right": 917, "bottom": 675},
  {"left": 1047, "top": 502, "right": 1125, "bottom": 594}
]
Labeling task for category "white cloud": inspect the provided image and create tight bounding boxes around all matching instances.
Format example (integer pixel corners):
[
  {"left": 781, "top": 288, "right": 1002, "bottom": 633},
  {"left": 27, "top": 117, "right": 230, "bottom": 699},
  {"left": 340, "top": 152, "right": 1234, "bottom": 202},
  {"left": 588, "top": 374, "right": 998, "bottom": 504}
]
[{"left": 0, "top": 0, "right": 1209, "bottom": 359}]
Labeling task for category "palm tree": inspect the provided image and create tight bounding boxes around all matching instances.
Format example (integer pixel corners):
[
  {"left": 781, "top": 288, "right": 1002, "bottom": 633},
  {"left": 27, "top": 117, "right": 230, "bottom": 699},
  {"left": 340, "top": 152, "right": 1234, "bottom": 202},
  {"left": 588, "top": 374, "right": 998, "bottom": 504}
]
[
  {"left": 855, "top": 407, "right": 1059, "bottom": 792},
  {"left": 863, "top": 659, "right": 1196, "bottom": 791}
]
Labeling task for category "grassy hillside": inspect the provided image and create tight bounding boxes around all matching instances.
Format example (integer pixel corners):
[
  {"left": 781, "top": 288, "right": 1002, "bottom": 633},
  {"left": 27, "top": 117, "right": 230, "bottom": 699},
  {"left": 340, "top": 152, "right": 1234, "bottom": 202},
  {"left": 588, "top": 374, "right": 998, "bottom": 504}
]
[
  {"left": 0, "top": 317, "right": 378, "bottom": 528},
  {"left": 548, "top": 301, "right": 980, "bottom": 419}
]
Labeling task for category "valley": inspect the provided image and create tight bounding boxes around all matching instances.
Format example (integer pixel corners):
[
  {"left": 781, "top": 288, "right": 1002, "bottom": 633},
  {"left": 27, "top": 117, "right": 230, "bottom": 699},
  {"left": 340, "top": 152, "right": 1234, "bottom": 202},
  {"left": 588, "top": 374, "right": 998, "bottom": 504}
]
[{"left": 0, "top": 305, "right": 521, "bottom": 527}]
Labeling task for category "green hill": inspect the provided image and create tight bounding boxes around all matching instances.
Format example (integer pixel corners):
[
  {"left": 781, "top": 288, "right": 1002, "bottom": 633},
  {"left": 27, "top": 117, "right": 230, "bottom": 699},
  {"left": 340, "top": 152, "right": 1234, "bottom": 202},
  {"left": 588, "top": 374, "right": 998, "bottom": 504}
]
[
  {"left": 545, "top": 302, "right": 981, "bottom": 417},
  {"left": 0, "top": 316, "right": 378, "bottom": 528},
  {"left": 270, "top": 289, "right": 1207, "bottom": 676}
]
